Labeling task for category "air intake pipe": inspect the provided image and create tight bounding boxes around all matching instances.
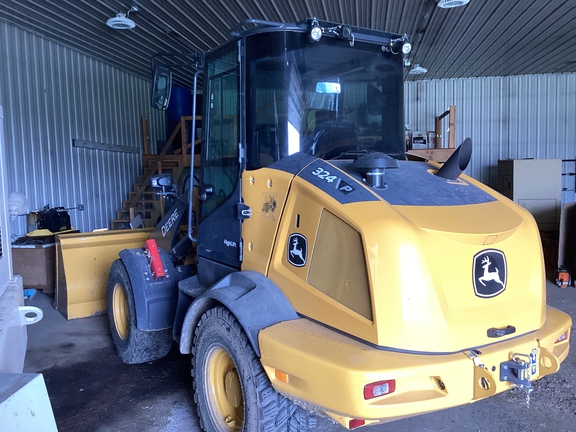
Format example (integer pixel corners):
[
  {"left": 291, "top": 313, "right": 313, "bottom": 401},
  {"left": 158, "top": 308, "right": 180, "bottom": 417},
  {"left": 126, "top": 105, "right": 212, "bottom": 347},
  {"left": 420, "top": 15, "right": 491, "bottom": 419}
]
[{"left": 435, "top": 138, "right": 472, "bottom": 180}]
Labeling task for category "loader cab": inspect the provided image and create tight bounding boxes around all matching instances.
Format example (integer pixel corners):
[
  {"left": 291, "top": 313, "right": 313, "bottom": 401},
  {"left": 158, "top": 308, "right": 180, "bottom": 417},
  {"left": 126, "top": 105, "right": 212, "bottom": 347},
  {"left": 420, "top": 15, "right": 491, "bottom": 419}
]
[
  {"left": 244, "top": 21, "right": 408, "bottom": 166},
  {"left": 154, "top": 19, "right": 410, "bottom": 283}
]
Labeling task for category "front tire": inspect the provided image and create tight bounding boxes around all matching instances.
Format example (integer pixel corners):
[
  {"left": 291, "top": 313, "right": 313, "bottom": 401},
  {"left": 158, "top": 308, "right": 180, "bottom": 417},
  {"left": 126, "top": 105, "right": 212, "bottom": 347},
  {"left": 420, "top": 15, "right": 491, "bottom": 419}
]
[
  {"left": 107, "top": 259, "right": 172, "bottom": 364},
  {"left": 192, "top": 306, "right": 316, "bottom": 432}
]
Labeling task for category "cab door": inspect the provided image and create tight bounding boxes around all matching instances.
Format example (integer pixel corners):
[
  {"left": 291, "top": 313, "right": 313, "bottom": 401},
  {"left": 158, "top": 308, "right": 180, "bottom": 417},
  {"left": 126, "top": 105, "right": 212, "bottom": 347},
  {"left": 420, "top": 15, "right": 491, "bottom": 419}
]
[{"left": 197, "top": 42, "right": 243, "bottom": 270}]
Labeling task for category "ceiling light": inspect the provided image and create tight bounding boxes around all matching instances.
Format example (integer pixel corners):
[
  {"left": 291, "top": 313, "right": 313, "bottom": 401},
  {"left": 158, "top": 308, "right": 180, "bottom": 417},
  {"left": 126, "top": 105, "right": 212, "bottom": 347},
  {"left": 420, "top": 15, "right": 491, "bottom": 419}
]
[
  {"left": 409, "top": 64, "right": 427, "bottom": 75},
  {"left": 438, "top": 0, "right": 470, "bottom": 8},
  {"left": 106, "top": 6, "right": 138, "bottom": 30}
]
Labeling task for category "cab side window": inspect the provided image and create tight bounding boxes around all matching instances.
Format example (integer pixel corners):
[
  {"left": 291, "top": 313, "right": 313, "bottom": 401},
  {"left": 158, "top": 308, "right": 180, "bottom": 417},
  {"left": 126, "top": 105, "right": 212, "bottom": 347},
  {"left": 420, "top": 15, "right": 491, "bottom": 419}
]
[{"left": 202, "top": 44, "right": 240, "bottom": 218}]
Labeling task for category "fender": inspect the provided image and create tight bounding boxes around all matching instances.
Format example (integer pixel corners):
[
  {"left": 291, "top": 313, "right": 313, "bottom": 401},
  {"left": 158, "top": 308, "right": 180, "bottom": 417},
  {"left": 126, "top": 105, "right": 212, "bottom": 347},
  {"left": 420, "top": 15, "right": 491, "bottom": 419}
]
[
  {"left": 119, "top": 247, "right": 178, "bottom": 331},
  {"left": 179, "top": 270, "right": 298, "bottom": 357}
]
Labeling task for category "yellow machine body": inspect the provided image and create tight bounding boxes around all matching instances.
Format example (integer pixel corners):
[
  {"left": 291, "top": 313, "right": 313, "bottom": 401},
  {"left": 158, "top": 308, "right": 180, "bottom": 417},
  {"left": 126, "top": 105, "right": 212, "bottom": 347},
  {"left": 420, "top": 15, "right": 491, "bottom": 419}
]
[
  {"left": 240, "top": 157, "right": 572, "bottom": 428},
  {"left": 129, "top": 19, "right": 572, "bottom": 431},
  {"left": 258, "top": 306, "right": 569, "bottom": 428}
]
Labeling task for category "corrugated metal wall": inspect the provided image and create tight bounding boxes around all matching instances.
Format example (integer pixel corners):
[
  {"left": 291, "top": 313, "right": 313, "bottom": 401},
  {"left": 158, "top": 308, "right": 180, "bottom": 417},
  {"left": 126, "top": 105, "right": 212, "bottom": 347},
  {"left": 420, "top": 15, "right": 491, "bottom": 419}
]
[
  {"left": 0, "top": 22, "right": 166, "bottom": 236},
  {"left": 405, "top": 73, "right": 576, "bottom": 201},
  {"left": 2, "top": 20, "right": 575, "bottom": 236}
]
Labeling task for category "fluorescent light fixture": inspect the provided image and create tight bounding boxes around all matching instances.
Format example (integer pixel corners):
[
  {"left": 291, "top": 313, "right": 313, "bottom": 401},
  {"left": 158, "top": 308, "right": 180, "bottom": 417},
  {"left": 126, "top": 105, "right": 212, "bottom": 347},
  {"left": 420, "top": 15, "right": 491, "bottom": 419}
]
[
  {"left": 409, "top": 64, "right": 427, "bottom": 75},
  {"left": 438, "top": 0, "right": 470, "bottom": 8},
  {"left": 106, "top": 6, "right": 138, "bottom": 30}
]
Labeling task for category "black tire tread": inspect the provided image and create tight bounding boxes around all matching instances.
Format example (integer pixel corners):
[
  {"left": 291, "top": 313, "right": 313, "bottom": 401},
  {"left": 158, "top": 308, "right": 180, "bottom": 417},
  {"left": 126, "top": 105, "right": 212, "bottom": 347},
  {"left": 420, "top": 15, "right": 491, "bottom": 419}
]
[
  {"left": 192, "top": 306, "right": 317, "bottom": 432},
  {"left": 108, "top": 259, "right": 172, "bottom": 365}
]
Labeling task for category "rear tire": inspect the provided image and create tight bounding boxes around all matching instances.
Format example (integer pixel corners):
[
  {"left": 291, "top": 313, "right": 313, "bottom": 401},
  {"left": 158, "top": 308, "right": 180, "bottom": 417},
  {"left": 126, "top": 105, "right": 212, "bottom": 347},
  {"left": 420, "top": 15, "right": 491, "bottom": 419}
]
[
  {"left": 192, "top": 306, "right": 316, "bottom": 432},
  {"left": 107, "top": 259, "right": 172, "bottom": 364}
]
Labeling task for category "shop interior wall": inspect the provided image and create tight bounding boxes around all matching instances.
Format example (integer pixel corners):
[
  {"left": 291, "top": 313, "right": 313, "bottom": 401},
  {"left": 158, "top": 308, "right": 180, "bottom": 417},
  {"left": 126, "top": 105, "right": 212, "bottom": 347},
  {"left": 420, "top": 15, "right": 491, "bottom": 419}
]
[
  {"left": 3, "top": 19, "right": 575, "bottom": 236},
  {"left": 0, "top": 21, "right": 166, "bottom": 238},
  {"left": 405, "top": 73, "right": 576, "bottom": 203}
]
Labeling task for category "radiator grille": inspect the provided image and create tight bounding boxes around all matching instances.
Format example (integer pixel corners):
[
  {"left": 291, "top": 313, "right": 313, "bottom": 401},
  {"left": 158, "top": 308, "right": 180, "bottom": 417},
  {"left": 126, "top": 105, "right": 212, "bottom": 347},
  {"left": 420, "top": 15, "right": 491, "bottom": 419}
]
[{"left": 308, "top": 210, "right": 372, "bottom": 320}]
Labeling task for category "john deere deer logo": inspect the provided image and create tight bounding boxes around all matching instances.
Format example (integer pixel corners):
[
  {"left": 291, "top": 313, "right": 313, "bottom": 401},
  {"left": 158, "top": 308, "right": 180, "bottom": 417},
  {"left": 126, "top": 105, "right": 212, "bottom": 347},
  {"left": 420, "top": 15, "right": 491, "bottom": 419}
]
[
  {"left": 287, "top": 234, "right": 307, "bottom": 267},
  {"left": 478, "top": 256, "right": 505, "bottom": 288},
  {"left": 473, "top": 250, "right": 507, "bottom": 298}
]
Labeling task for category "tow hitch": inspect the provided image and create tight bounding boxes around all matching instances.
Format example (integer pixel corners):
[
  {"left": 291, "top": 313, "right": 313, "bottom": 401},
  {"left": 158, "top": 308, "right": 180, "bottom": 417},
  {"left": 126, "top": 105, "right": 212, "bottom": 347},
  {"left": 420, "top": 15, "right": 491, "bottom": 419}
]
[{"left": 500, "top": 352, "right": 535, "bottom": 406}]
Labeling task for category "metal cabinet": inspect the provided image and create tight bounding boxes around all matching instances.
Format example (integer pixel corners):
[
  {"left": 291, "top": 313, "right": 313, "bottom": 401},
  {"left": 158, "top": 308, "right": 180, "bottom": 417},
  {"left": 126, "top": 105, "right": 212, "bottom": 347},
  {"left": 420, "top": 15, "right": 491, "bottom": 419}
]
[{"left": 498, "top": 158, "right": 562, "bottom": 231}]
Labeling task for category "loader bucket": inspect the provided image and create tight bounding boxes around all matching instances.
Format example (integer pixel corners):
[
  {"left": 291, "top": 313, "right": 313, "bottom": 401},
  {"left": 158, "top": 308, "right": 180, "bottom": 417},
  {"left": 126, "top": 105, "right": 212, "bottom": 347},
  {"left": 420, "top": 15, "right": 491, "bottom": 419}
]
[{"left": 55, "top": 229, "right": 152, "bottom": 320}]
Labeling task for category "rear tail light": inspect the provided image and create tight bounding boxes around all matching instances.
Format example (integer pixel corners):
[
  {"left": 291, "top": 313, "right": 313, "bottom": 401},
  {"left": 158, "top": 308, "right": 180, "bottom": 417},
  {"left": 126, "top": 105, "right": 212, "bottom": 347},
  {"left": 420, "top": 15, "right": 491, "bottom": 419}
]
[
  {"left": 364, "top": 380, "right": 395, "bottom": 400},
  {"left": 349, "top": 419, "right": 365, "bottom": 429},
  {"left": 555, "top": 331, "right": 569, "bottom": 344}
]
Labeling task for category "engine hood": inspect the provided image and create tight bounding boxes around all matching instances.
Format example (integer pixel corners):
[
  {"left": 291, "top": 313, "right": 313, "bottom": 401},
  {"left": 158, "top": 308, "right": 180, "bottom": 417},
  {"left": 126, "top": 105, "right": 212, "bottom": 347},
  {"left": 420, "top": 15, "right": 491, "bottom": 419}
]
[
  {"left": 341, "top": 159, "right": 546, "bottom": 353},
  {"left": 265, "top": 154, "right": 546, "bottom": 353},
  {"left": 370, "top": 200, "right": 546, "bottom": 353}
]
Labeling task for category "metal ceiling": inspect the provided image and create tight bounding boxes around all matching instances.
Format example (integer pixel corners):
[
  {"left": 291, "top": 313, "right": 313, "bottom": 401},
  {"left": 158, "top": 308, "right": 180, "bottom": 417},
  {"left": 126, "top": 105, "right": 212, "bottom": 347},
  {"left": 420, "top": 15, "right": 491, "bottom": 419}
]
[{"left": 1, "top": 0, "right": 575, "bottom": 83}]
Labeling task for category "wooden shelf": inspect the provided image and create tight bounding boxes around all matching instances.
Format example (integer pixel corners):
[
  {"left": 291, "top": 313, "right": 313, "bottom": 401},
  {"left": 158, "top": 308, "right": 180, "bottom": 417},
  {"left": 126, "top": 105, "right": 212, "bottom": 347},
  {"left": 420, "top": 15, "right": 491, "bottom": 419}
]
[{"left": 406, "top": 148, "right": 456, "bottom": 163}]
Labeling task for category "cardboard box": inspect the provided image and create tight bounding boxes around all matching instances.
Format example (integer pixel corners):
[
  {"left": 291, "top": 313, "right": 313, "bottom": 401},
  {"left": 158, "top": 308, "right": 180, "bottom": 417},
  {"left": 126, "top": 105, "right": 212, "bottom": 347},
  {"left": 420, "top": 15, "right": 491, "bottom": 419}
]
[{"left": 12, "top": 243, "right": 55, "bottom": 293}]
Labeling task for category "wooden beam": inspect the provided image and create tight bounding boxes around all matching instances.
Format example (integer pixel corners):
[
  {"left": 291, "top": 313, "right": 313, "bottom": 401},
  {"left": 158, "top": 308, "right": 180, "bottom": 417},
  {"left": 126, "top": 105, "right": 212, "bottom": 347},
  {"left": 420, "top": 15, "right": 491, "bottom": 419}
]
[
  {"left": 141, "top": 116, "right": 150, "bottom": 155},
  {"left": 448, "top": 105, "right": 456, "bottom": 149},
  {"left": 180, "top": 116, "right": 186, "bottom": 156},
  {"left": 73, "top": 139, "right": 139, "bottom": 154},
  {"left": 434, "top": 106, "right": 457, "bottom": 149},
  {"left": 435, "top": 116, "right": 443, "bottom": 149}
]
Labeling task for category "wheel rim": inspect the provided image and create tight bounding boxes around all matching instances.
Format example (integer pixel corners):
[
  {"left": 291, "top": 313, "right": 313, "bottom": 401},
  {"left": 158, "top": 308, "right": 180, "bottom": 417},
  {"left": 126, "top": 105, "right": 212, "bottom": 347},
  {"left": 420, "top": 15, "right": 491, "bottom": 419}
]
[
  {"left": 112, "top": 283, "right": 129, "bottom": 340},
  {"left": 204, "top": 345, "right": 244, "bottom": 431}
]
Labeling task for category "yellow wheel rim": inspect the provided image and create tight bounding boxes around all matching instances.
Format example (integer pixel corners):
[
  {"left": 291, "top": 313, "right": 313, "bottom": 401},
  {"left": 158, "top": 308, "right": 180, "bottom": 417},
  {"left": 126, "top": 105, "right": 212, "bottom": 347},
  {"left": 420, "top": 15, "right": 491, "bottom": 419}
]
[
  {"left": 204, "top": 346, "right": 243, "bottom": 431},
  {"left": 112, "top": 283, "right": 129, "bottom": 340}
]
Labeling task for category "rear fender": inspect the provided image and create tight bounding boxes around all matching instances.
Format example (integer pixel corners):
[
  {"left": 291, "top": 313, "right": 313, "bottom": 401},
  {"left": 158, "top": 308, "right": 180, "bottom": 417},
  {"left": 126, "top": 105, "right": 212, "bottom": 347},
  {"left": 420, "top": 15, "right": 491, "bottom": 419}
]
[
  {"left": 179, "top": 270, "right": 298, "bottom": 357},
  {"left": 119, "top": 248, "right": 178, "bottom": 331}
]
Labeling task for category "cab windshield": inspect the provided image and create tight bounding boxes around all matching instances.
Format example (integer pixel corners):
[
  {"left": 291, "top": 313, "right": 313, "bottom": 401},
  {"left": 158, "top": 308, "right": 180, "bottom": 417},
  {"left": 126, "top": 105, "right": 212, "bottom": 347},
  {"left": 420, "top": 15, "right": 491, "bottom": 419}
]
[{"left": 246, "top": 30, "right": 405, "bottom": 169}]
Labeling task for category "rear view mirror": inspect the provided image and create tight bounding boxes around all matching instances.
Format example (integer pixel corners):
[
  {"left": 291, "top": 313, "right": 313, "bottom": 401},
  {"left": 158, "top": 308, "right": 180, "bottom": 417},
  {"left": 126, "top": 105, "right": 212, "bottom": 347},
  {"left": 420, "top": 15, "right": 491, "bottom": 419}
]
[
  {"left": 151, "top": 66, "right": 172, "bottom": 110},
  {"left": 316, "top": 82, "right": 341, "bottom": 94}
]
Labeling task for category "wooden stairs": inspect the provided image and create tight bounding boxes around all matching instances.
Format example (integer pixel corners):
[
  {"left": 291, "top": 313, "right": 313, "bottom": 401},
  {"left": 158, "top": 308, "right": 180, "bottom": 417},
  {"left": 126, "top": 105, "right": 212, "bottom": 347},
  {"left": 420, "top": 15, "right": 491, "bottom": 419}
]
[{"left": 110, "top": 116, "right": 200, "bottom": 230}]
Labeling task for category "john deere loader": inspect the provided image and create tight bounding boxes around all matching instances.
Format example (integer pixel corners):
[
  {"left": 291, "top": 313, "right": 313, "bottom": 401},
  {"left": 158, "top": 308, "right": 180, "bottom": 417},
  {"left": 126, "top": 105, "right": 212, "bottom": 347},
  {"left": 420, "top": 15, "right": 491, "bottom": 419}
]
[{"left": 107, "top": 18, "right": 572, "bottom": 431}]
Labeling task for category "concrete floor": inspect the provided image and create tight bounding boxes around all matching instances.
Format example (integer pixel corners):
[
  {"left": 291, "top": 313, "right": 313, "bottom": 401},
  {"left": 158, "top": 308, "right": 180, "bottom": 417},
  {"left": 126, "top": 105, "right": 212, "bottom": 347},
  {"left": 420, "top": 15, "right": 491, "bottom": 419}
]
[{"left": 24, "top": 281, "right": 576, "bottom": 432}]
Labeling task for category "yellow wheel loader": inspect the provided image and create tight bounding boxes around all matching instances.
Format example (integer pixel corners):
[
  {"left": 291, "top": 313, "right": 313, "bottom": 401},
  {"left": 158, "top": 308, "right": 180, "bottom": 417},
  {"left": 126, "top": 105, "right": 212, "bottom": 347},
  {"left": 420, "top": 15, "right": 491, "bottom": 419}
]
[{"left": 107, "top": 18, "right": 572, "bottom": 431}]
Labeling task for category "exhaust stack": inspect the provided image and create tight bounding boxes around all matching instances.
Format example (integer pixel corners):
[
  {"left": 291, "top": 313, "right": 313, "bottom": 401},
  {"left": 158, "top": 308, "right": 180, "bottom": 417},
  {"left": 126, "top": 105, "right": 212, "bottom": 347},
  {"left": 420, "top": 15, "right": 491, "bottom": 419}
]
[{"left": 436, "top": 138, "right": 472, "bottom": 180}]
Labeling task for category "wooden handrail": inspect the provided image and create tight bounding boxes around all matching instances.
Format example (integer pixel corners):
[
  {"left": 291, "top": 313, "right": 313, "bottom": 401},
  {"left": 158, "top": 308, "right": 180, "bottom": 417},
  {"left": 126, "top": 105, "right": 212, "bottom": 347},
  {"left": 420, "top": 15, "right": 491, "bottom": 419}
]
[
  {"left": 126, "top": 159, "right": 161, "bottom": 221},
  {"left": 126, "top": 115, "right": 200, "bottom": 226},
  {"left": 160, "top": 123, "right": 181, "bottom": 156},
  {"left": 174, "top": 138, "right": 201, "bottom": 155},
  {"left": 158, "top": 115, "right": 201, "bottom": 156}
]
